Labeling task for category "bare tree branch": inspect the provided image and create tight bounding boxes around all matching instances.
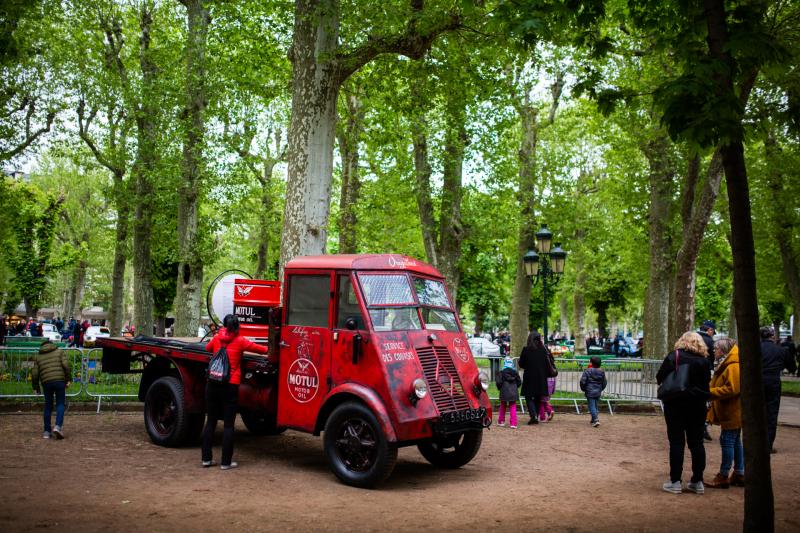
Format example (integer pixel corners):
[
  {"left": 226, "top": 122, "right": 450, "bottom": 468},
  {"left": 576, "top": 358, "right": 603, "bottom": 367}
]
[
  {"left": 335, "top": 9, "right": 462, "bottom": 82},
  {"left": 77, "top": 98, "right": 124, "bottom": 177},
  {"left": 0, "top": 100, "right": 55, "bottom": 162}
]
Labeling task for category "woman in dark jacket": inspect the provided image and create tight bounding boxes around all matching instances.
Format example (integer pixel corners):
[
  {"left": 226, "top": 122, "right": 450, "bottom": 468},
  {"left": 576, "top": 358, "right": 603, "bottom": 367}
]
[
  {"left": 656, "top": 331, "right": 711, "bottom": 495},
  {"left": 202, "top": 314, "right": 268, "bottom": 470},
  {"left": 517, "top": 330, "right": 550, "bottom": 425}
]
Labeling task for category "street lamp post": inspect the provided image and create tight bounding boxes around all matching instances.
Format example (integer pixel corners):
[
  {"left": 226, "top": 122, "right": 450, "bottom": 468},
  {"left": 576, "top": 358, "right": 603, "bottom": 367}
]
[{"left": 523, "top": 224, "right": 567, "bottom": 343}]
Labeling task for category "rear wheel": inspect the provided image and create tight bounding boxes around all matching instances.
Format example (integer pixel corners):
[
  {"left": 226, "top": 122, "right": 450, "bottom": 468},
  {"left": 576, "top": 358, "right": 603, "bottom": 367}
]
[
  {"left": 323, "top": 402, "right": 397, "bottom": 488},
  {"left": 240, "top": 409, "right": 286, "bottom": 436},
  {"left": 144, "top": 376, "right": 190, "bottom": 447},
  {"left": 418, "top": 430, "right": 482, "bottom": 469}
]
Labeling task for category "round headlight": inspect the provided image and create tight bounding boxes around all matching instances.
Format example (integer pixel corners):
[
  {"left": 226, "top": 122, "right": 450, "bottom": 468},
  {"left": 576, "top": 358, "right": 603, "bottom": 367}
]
[
  {"left": 413, "top": 378, "right": 428, "bottom": 399},
  {"left": 478, "top": 371, "right": 490, "bottom": 391}
]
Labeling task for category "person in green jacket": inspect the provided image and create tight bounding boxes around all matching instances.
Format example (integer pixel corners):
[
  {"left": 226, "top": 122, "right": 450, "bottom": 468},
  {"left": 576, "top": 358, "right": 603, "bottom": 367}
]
[{"left": 31, "top": 340, "right": 71, "bottom": 439}]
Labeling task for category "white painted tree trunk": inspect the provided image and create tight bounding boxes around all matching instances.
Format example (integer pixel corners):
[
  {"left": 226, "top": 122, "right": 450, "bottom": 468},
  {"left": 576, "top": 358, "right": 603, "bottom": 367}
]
[{"left": 280, "top": 0, "right": 339, "bottom": 270}]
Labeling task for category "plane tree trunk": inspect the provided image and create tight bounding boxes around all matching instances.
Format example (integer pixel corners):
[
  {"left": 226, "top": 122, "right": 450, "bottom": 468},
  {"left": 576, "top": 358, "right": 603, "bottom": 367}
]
[{"left": 174, "top": 0, "right": 210, "bottom": 337}]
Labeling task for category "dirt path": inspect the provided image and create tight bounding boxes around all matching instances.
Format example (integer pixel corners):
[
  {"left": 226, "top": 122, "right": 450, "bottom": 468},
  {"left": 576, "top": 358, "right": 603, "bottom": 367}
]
[{"left": 1, "top": 411, "right": 798, "bottom": 532}]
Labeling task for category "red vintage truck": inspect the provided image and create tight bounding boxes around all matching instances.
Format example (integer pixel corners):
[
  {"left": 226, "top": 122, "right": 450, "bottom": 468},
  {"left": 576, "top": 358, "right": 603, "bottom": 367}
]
[{"left": 97, "top": 254, "right": 492, "bottom": 487}]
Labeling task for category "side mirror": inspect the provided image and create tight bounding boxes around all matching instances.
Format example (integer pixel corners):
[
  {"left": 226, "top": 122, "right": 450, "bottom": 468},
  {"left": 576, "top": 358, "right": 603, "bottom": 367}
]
[
  {"left": 345, "top": 317, "right": 358, "bottom": 331},
  {"left": 352, "top": 334, "right": 362, "bottom": 364}
]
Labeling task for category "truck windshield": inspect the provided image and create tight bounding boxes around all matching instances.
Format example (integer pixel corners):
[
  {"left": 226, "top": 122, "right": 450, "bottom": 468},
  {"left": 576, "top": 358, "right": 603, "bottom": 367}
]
[
  {"left": 359, "top": 274, "right": 421, "bottom": 331},
  {"left": 413, "top": 277, "right": 460, "bottom": 332},
  {"left": 359, "top": 274, "right": 415, "bottom": 305}
]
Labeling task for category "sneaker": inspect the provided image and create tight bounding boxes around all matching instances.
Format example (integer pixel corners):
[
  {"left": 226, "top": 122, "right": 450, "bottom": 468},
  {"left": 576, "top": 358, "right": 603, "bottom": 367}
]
[
  {"left": 662, "top": 480, "right": 682, "bottom": 494},
  {"left": 202, "top": 460, "right": 217, "bottom": 467},
  {"left": 52, "top": 426, "right": 64, "bottom": 439},
  {"left": 592, "top": 420, "right": 600, "bottom": 428},
  {"left": 527, "top": 418, "right": 539, "bottom": 425},
  {"left": 497, "top": 421, "right": 505, "bottom": 427},
  {"left": 703, "top": 428, "right": 712, "bottom": 441},
  {"left": 42, "top": 431, "right": 51, "bottom": 439},
  {"left": 686, "top": 481, "right": 705, "bottom": 494},
  {"left": 220, "top": 462, "right": 238, "bottom": 470},
  {"left": 510, "top": 425, "right": 517, "bottom": 429},
  {"left": 547, "top": 412, "right": 554, "bottom": 421}
]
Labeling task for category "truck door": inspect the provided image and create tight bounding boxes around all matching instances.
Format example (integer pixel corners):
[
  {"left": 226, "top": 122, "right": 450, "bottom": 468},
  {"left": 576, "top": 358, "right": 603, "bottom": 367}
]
[
  {"left": 277, "top": 272, "right": 333, "bottom": 431},
  {"left": 330, "top": 273, "right": 367, "bottom": 385}
]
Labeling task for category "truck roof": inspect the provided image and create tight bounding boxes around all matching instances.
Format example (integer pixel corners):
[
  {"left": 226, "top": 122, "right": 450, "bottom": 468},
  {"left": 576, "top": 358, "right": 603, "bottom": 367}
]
[{"left": 286, "top": 254, "right": 442, "bottom": 277}]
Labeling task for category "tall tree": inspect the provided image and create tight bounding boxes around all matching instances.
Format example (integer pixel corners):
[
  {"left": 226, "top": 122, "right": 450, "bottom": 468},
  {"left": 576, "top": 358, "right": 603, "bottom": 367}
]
[
  {"left": 0, "top": 0, "right": 57, "bottom": 164},
  {"left": 77, "top": 97, "right": 131, "bottom": 334},
  {"left": 279, "top": 0, "right": 462, "bottom": 269},
  {"left": 173, "top": 0, "right": 210, "bottom": 336},
  {"left": 508, "top": 65, "right": 563, "bottom": 356},
  {"left": 641, "top": 130, "right": 677, "bottom": 359},
  {"left": 130, "top": 3, "right": 160, "bottom": 336},
  {"left": 336, "top": 88, "right": 365, "bottom": 254}
]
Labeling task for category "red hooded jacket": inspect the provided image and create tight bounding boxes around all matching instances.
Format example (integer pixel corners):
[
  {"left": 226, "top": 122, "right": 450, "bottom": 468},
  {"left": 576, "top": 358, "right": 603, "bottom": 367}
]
[{"left": 205, "top": 328, "right": 268, "bottom": 385}]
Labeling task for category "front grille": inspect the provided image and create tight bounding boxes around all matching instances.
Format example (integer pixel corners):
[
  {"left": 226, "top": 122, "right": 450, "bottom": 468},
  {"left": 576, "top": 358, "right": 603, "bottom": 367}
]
[{"left": 415, "top": 346, "right": 470, "bottom": 413}]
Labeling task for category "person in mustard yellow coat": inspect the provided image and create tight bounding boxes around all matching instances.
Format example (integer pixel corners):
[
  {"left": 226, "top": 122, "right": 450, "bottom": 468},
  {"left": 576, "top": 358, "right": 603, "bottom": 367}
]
[{"left": 705, "top": 337, "right": 744, "bottom": 489}]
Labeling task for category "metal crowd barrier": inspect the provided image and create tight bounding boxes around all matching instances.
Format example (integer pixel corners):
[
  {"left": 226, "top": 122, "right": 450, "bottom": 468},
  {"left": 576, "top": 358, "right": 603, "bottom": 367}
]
[
  {"left": 0, "top": 347, "right": 140, "bottom": 412},
  {"left": 83, "top": 348, "right": 143, "bottom": 412},
  {"left": 473, "top": 355, "right": 663, "bottom": 416},
  {"left": 3, "top": 348, "right": 662, "bottom": 415}
]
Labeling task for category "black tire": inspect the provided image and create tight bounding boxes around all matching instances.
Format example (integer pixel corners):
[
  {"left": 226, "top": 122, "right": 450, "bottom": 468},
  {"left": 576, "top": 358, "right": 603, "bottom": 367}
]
[
  {"left": 240, "top": 409, "right": 286, "bottom": 436},
  {"left": 323, "top": 401, "right": 397, "bottom": 488},
  {"left": 418, "top": 430, "right": 483, "bottom": 469},
  {"left": 144, "top": 376, "right": 190, "bottom": 447}
]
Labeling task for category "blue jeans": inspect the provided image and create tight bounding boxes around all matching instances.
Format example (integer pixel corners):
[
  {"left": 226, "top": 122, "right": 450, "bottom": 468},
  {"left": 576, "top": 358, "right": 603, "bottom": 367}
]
[
  {"left": 587, "top": 397, "right": 599, "bottom": 422},
  {"left": 719, "top": 428, "right": 744, "bottom": 475},
  {"left": 43, "top": 381, "right": 66, "bottom": 432}
]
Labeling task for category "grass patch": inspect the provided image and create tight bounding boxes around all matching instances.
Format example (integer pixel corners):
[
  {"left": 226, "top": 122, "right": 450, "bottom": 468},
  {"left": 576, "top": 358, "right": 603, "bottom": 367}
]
[{"left": 781, "top": 379, "right": 800, "bottom": 396}]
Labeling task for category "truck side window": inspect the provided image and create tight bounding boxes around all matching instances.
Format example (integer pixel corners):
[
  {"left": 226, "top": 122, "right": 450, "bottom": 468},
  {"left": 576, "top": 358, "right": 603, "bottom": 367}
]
[
  {"left": 336, "top": 275, "right": 365, "bottom": 329},
  {"left": 287, "top": 275, "right": 330, "bottom": 328}
]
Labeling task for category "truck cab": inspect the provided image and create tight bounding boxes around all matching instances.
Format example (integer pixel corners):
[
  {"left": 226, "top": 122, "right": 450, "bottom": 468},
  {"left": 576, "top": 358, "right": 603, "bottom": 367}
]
[{"left": 276, "top": 254, "right": 491, "bottom": 486}]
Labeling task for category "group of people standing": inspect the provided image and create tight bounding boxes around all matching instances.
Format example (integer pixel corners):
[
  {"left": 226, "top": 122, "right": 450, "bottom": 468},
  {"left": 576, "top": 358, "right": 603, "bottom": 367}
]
[
  {"left": 657, "top": 324, "right": 796, "bottom": 495},
  {"left": 495, "top": 330, "right": 607, "bottom": 428}
]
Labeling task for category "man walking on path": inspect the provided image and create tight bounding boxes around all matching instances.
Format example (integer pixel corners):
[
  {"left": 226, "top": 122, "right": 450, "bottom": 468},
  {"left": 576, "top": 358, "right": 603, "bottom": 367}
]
[
  {"left": 31, "top": 340, "right": 71, "bottom": 439},
  {"left": 761, "top": 327, "right": 796, "bottom": 452}
]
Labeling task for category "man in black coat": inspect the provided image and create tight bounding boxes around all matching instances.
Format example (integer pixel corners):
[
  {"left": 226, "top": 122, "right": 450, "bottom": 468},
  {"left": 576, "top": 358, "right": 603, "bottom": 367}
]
[
  {"left": 761, "top": 327, "right": 797, "bottom": 452},
  {"left": 780, "top": 335, "right": 798, "bottom": 377},
  {"left": 697, "top": 319, "right": 716, "bottom": 441},
  {"left": 696, "top": 320, "right": 716, "bottom": 364}
]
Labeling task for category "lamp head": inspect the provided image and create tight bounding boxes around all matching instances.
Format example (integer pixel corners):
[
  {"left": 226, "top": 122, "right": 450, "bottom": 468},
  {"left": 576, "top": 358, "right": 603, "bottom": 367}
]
[
  {"left": 523, "top": 250, "right": 539, "bottom": 278},
  {"left": 536, "top": 224, "right": 553, "bottom": 253}
]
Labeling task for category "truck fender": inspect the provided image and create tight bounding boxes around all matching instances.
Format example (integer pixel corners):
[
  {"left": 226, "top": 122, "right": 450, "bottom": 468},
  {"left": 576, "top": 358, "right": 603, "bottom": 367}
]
[
  {"left": 139, "top": 357, "right": 204, "bottom": 413},
  {"left": 316, "top": 383, "right": 397, "bottom": 443}
]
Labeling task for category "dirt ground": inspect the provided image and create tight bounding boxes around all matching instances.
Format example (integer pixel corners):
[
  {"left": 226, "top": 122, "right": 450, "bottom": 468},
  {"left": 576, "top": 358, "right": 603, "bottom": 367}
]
[{"left": 1, "top": 409, "right": 798, "bottom": 532}]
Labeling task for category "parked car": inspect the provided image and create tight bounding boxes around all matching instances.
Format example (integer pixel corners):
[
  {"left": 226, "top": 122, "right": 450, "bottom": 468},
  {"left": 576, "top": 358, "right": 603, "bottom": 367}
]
[
  {"left": 40, "top": 323, "right": 62, "bottom": 342},
  {"left": 549, "top": 340, "right": 575, "bottom": 355},
  {"left": 618, "top": 337, "right": 641, "bottom": 357},
  {"left": 83, "top": 326, "right": 111, "bottom": 347},
  {"left": 467, "top": 336, "right": 501, "bottom": 357}
]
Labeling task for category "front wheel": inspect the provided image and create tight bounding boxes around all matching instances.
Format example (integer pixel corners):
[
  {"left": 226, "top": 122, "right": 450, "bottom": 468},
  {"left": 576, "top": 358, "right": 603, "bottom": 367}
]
[
  {"left": 144, "top": 376, "right": 190, "bottom": 447},
  {"left": 418, "top": 430, "right": 483, "bottom": 469},
  {"left": 323, "top": 402, "right": 397, "bottom": 488}
]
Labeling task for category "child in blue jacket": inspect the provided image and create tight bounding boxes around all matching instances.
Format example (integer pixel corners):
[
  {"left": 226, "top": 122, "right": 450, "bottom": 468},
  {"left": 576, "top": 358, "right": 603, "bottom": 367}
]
[{"left": 580, "top": 356, "right": 608, "bottom": 427}]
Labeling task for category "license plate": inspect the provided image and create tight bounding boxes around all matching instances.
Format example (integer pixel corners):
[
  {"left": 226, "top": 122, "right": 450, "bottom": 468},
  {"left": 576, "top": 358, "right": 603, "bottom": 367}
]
[{"left": 440, "top": 407, "right": 486, "bottom": 424}]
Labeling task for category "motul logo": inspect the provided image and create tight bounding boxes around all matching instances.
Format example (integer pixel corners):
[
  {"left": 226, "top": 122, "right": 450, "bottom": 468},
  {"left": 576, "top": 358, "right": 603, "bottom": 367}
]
[{"left": 236, "top": 285, "right": 253, "bottom": 297}]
